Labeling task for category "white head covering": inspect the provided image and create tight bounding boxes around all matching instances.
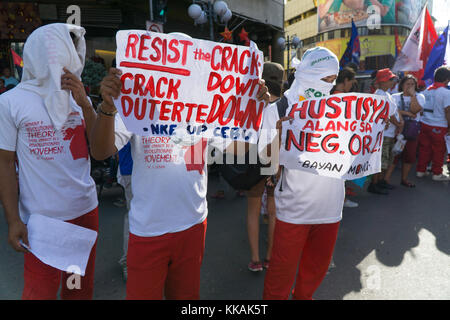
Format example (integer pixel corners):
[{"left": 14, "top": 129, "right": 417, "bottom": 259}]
[
  {"left": 17, "top": 23, "right": 86, "bottom": 130},
  {"left": 285, "top": 46, "right": 339, "bottom": 105}
]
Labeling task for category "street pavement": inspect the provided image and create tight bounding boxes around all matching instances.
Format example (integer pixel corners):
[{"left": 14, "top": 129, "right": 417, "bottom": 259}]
[{"left": 0, "top": 166, "right": 449, "bottom": 300}]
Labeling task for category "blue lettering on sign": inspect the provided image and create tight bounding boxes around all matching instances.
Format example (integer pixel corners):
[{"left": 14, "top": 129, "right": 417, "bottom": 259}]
[
  {"left": 150, "top": 124, "right": 177, "bottom": 135},
  {"left": 187, "top": 125, "right": 207, "bottom": 135}
]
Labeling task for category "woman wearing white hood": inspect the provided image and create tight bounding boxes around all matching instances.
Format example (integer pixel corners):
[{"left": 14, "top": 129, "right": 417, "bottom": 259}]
[
  {"left": 0, "top": 24, "right": 99, "bottom": 299},
  {"left": 259, "top": 47, "right": 343, "bottom": 300}
]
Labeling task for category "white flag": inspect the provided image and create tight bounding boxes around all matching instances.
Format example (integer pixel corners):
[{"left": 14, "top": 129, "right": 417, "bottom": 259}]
[{"left": 392, "top": 6, "right": 427, "bottom": 72}]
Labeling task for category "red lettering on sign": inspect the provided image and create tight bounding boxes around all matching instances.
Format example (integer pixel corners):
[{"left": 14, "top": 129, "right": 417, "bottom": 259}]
[{"left": 125, "top": 34, "right": 139, "bottom": 58}]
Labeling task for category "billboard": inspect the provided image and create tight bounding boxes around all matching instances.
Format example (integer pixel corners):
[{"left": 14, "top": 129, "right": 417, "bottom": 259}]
[{"left": 318, "top": 0, "right": 423, "bottom": 33}]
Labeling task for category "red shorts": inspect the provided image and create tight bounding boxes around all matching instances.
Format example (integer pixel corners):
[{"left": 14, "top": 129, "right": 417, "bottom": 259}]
[
  {"left": 22, "top": 208, "right": 99, "bottom": 300},
  {"left": 126, "top": 219, "right": 207, "bottom": 300}
]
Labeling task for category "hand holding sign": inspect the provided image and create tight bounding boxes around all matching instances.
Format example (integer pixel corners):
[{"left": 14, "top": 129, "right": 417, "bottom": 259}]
[
  {"left": 280, "top": 92, "right": 394, "bottom": 179},
  {"left": 100, "top": 68, "right": 122, "bottom": 112},
  {"left": 113, "top": 30, "right": 265, "bottom": 143},
  {"left": 8, "top": 219, "right": 29, "bottom": 253},
  {"left": 256, "top": 79, "right": 270, "bottom": 104}
]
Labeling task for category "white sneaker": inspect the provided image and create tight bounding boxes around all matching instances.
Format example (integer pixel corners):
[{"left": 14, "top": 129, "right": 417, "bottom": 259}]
[
  {"left": 344, "top": 199, "right": 359, "bottom": 208},
  {"left": 416, "top": 172, "right": 426, "bottom": 178},
  {"left": 432, "top": 174, "right": 450, "bottom": 181}
]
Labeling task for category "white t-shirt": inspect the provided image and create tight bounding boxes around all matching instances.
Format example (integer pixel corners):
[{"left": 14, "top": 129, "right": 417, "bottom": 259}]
[
  {"left": 0, "top": 88, "right": 98, "bottom": 223},
  {"left": 114, "top": 116, "right": 229, "bottom": 237},
  {"left": 391, "top": 92, "right": 425, "bottom": 123},
  {"left": 420, "top": 87, "right": 450, "bottom": 128},
  {"left": 374, "top": 89, "right": 399, "bottom": 138},
  {"left": 258, "top": 102, "right": 345, "bottom": 225}
]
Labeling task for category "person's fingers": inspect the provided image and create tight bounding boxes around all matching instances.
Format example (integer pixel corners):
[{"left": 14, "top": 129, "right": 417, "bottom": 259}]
[
  {"left": 15, "top": 242, "right": 27, "bottom": 253},
  {"left": 22, "top": 229, "right": 30, "bottom": 248},
  {"left": 279, "top": 116, "right": 293, "bottom": 122},
  {"left": 101, "top": 82, "right": 121, "bottom": 98},
  {"left": 109, "top": 68, "right": 122, "bottom": 77},
  {"left": 101, "top": 87, "right": 119, "bottom": 103},
  {"left": 276, "top": 116, "right": 294, "bottom": 129},
  {"left": 256, "top": 80, "right": 268, "bottom": 99},
  {"left": 8, "top": 237, "right": 27, "bottom": 253},
  {"left": 61, "top": 84, "right": 79, "bottom": 94},
  {"left": 101, "top": 77, "right": 121, "bottom": 92}
]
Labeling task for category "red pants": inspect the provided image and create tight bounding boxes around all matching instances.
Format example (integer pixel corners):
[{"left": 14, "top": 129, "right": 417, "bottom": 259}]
[
  {"left": 417, "top": 123, "right": 448, "bottom": 175},
  {"left": 126, "top": 219, "right": 207, "bottom": 300},
  {"left": 22, "top": 208, "right": 99, "bottom": 300},
  {"left": 263, "top": 219, "right": 340, "bottom": 300}
]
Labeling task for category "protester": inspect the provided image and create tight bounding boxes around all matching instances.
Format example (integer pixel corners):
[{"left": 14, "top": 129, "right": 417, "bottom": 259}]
[
  {"left": 368, "top": 68, "right": 402, "bottom": 195},
  {"left": 390, "top": 75, "right": 425, "bottom": 187},
  {"left": 89, "top": 48, "right": 269, "bottom": 299},
  {"left": 259, "top": 47, "right": 344, "bottom": 300},
  {"left": 331, "top": 67, "right": 359, "bottom": 207},
  {"left": 246, "top": 62, "right": 283, "bottom": 272},
  {"left": 416, "top": 66, "right": 450, "bottom": 181},
  {"left": 0, "top": 23, "right": 99, "bottom": 300},
  {"left": 1, "top": 67, "right": 19, "bottom": 87}
]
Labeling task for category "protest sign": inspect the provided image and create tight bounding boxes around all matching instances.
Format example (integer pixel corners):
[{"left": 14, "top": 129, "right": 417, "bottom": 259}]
[
  {"left": 113, "top": 30, "right": 264, "bottom": 144},
  {"left": 279, "top": 93, "right": 392, "bottom": 179}
]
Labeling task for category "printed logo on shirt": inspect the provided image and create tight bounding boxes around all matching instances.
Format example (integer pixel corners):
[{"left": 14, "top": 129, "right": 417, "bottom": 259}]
[
  {"left": 141, "top": 135, "right": 208, "bottom": 174},
  {"left": 62, "top": 113, "right": 88, "bottom": 160},
  {"left": 26, "top": 121, "right": 64, "bottom": 160},
  {"left": 62, "top": 117, "right": 88, "bottom": 160},
  {"left": 25, "top": 112, "right": 88, "bottom": 161},
  {"left": 184, "top": 138, "right": 208, "bottom": 175}
]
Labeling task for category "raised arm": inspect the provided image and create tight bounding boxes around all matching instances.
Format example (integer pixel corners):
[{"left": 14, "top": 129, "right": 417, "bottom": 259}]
[
  {"left": 89, "top": 68, "right": 123, "bottom": 160},
  {"left": 61, "top": 67, "right": 97, "bottom": 142}
]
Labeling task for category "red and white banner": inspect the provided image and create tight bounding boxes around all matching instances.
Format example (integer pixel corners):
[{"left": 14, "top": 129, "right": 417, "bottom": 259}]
[
  {"left": 113, "top": 30, "right": 264, "bottom": 143},
  {"left": 393, "top": 6, "right": 437, "bottom": 75},
  {"left": 279, "top": 93, "right": 392, "bottom": 179}
]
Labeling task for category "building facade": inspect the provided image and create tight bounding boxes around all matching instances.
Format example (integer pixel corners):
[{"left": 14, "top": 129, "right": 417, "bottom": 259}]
[
  {"left": 0, "top": 0, "right": 284, "bottom": 77},
  {"left": 284, "top": 0, "right": 432, "bottom": 73}
]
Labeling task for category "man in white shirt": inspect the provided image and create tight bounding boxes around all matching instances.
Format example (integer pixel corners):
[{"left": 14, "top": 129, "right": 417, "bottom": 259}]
[
  {"left": 0, "top": 24, "right": 99, "bottom": 300},
  {"left": 416, "top": 66, "right": 450, "bottom": 181},
  {"left": 368, "top": 68, "right": 402, "bottom": 194},
  {"left": 89, "top": 66, "right": 269, "bottom": 299}
]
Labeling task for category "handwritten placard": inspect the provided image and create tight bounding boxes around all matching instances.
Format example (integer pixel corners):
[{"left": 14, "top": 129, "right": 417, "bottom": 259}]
[
  {"left": 280, "top": 93, "right": 392, "bottom": 179},
  {"left": 113, "top": 30, "right": 264, "bottom": 143}
]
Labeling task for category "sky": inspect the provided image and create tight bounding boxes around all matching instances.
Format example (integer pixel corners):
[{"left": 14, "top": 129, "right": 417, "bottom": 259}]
[{"left": 432, "top": 0, "right": 449, "bottom": 31}]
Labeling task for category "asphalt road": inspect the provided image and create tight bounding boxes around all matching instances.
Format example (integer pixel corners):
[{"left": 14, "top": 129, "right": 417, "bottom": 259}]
[{"left": 0, "top": 165, "right": 449, "bottom": 300}]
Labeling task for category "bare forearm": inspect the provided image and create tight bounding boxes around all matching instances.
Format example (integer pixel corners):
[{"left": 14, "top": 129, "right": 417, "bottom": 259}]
[
  {"left": 90, "top": 112, "right": 118, "bottom": 160},
  {"left": 409, "top": 95, "right": 423, "bottom": 114},
  {"left": 0, "top": 161, "right": 20, "bottom": 225},
  {"left": 80, "top": 101, "right": 97, "bottom": 144}
]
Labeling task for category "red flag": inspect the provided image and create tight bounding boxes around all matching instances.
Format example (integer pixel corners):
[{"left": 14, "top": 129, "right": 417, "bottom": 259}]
[
  {"left": 10, "top": 48, "right": 23, "bottom": 67},
  {"left": 393, "top": 6, "right": 437, "bottom": 80},
  {"left": 410, "top": 8, "right": 438, "bottom": 85}
]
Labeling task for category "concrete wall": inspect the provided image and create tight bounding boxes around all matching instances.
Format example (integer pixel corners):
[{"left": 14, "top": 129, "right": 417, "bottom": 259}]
[
  {"left": 285, "top": 0, "right": 315, "bottom": 21},
  {"left": 226, "top": 0, "right": 284, "bottom": 29}
]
